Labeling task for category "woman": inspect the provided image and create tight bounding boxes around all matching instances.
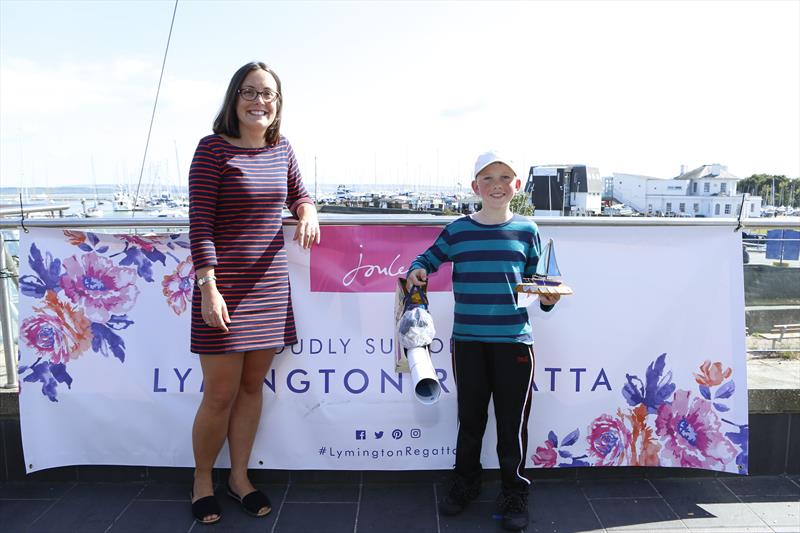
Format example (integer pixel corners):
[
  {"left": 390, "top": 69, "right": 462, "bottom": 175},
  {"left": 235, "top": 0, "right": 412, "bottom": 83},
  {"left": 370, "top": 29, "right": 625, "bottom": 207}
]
[{"left": 188, "top": 61, "right": 320, "bottom": 524}]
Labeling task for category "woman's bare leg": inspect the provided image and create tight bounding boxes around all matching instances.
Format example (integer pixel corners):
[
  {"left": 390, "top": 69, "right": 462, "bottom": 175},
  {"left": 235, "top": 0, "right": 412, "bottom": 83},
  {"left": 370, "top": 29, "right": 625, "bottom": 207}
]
[
  {"left": 191, "top": 352, "right": 244, "bottom": 520},
  {"left": 227, "top": 348, "right": 275, "bottom": 513}
]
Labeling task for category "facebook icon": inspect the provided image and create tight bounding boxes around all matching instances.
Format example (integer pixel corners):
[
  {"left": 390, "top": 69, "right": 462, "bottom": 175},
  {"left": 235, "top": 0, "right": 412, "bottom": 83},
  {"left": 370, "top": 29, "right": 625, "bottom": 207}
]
[{"left": 355, "top": 430, "right": 366, "bottom": 440}]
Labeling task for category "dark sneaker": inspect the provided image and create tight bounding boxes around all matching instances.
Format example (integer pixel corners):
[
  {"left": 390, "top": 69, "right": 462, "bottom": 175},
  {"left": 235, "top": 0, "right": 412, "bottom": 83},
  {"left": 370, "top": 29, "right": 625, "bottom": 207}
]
[
  {"left": 438, "top": 473, "right": 481, "bottom": 516},
  {"left": 498, "top": 490, "right": 529, "bottom": 531}
]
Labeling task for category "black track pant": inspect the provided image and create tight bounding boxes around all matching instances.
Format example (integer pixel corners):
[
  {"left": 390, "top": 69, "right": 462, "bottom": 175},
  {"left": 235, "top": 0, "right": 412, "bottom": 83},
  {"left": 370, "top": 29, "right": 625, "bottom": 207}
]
[{"left": 452, "top": 340, "right": 535, "bottom": 493}]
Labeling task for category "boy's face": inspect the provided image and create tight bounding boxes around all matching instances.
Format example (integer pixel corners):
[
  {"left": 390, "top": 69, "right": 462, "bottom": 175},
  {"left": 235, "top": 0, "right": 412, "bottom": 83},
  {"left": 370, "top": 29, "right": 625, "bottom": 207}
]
[{"left": 472, "top": 162, "right": 521, "bottom": 209}]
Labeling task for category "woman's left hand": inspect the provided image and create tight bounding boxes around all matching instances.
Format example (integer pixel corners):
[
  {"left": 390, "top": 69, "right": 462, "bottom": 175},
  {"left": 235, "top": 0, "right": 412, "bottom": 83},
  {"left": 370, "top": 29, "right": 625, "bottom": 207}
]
[{"left": 294, "top": 204, "right": 321, "bottom": 249}]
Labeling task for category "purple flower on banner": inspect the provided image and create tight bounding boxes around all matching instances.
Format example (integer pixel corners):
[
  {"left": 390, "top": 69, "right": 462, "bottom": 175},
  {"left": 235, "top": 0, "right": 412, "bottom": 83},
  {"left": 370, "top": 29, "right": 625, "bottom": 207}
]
[
  {"left": 622, "top": 353, "right": 676, "bottom": 414},
  {"left": 532, "top": 429, "right": 588, "bottom": 468},
  {"left": 60, "top": 252, "right": 139, "bottom": 323},
  {"left": 91, "top": 322, "right": 127, "bottom": 362},
  {"left": 18, "top": 359, "right": 73, "bottom": 402},
  {"left": 20, "top": 291, "right": 92, "bottom": 364},
  {"left": 117, "top": 235, "right": 167, "bottom": 282},
  {"left": 723, "top": 421, "right": 749, "bottom": 474},
  {"left": 587, "top": 414, "right": 631, "bottom": 466},
  {"left": 166, "top": 233, "right": 191, "bottom": 250},
  {"left": 162, "top": 258, "right": 194, "bottom": 314},
  {"left": 19, "top": 243, "right": 62, "bottom": 298},
  {"left": 655, "top": 390, "right": 737, "bottom": 469},
  {"left": 63, "top": 231, "right": 109, "bottom": 254}
]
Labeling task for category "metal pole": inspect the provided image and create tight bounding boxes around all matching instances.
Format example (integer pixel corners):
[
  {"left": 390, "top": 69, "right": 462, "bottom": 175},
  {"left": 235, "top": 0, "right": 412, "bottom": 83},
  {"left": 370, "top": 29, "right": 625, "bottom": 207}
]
[{"left": 0, "top": 232, "right": 19, "bottom": 389}]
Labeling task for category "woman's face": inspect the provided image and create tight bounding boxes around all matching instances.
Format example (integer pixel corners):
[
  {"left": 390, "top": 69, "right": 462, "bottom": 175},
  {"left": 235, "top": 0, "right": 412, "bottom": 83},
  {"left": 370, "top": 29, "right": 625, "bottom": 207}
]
[{"left": 236, "top": 68, "right": 279, "bottom": 135}]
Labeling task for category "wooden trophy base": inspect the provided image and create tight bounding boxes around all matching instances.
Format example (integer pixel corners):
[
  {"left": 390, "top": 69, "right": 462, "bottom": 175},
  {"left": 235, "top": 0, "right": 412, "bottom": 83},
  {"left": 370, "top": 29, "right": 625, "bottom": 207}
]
[{"left": 516, "top": 282, "right": 574, "bottom": 296}]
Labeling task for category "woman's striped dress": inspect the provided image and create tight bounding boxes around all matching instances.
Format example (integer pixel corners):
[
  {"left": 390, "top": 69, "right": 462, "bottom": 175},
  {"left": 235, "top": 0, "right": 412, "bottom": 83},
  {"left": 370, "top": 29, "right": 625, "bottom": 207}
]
[{"left": 188, "top": 134, "right": 313, "bottom": 354}]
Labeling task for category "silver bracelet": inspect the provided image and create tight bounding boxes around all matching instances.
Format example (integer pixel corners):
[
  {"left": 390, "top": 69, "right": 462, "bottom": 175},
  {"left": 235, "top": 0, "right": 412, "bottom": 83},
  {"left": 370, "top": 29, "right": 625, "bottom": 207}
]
[{"left": 196, "top": 275, "right": 217, "bottom": 287}]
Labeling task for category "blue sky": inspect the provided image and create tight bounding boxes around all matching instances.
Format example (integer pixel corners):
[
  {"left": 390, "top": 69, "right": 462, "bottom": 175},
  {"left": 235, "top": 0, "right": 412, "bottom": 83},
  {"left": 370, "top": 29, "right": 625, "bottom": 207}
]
[{"left": 1, "top": 0, "right": 798, "bottom": 190}]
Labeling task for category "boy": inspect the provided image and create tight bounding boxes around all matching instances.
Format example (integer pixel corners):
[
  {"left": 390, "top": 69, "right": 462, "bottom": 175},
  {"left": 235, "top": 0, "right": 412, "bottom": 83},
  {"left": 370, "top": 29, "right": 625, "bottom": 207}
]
[{"left": 407, "top": 150, "right": 559, "bottom": 531}]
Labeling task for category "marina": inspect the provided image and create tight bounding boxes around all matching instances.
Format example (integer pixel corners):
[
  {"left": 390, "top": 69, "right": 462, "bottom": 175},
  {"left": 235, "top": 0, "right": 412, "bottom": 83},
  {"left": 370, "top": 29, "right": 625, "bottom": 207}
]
[{"left": 2, "top": 180, "right": 799, "bottom": 221}]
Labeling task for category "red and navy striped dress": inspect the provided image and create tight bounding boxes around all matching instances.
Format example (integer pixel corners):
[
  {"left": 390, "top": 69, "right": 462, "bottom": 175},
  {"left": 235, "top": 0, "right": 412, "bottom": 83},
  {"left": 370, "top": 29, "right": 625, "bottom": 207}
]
[{"left": 188, "top": 134, "right": 313, "bottom": 354}]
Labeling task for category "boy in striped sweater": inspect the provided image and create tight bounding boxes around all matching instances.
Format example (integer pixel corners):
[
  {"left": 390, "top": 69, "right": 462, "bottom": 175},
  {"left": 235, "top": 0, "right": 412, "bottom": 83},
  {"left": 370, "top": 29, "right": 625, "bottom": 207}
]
[{"left": 407, "top": 151, "right": 559, "bottom": 531}]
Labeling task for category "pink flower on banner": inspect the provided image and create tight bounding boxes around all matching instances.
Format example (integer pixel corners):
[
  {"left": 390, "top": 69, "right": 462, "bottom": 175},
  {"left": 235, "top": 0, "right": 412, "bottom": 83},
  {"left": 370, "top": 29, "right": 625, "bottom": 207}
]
[
  {"left": 21, "top": 291, "right": 91, "bottom": 364},
  {"left": 532, "top": 440, "right": 557, "bottom": 468},
  {"left": 693, "top": 360, "right": 732, "bottom": 387},
  {"left": 655, "top": 389, "right": 737, "bottom": 469},
  {"left": 162, "top": 258, "right": 194, "bottom": 314},
  {"left": 587, "top": 414, "right": 632, "bottom": 466},
  {"left": 61, "top": 252, "right": 139, "bottom": 323},
  {"left": 119, "top": 234, "right": 164, "bottom": 252}
]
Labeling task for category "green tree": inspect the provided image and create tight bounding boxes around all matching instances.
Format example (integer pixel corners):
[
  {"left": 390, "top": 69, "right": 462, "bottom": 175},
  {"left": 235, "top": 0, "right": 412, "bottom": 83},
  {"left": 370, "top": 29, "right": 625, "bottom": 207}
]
[
  {"left": 510, "top": 192, "right": 534, "bottom": 216},
  {"left": 738, "top": 174, "right": 800, "bottom": 207}
]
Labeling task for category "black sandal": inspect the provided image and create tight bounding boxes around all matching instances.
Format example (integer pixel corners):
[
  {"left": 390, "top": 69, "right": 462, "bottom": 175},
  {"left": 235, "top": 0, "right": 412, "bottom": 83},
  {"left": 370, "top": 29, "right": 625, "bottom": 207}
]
[
  {"left": 226, "top": 484, "right": 272, "bottom": 517},
  {"left": 190, "top": 491, "right": 222, "bottom": 525}
]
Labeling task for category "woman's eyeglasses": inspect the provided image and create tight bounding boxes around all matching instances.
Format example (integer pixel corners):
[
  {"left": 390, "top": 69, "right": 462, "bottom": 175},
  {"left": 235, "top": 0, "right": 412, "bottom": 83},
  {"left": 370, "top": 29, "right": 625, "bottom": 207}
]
[{"left": 237, "top": 88, "right": 280, "bottom": 103}]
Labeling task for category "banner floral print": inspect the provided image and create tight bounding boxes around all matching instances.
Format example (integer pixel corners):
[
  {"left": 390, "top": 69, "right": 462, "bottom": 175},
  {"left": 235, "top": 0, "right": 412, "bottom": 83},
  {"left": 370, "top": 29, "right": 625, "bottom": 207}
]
[
  {"left": 18, "top": 231, "right": 193, "bottom": 402},
  {"left": 532, "top": 353, "right": 748, "bottom": 473}
]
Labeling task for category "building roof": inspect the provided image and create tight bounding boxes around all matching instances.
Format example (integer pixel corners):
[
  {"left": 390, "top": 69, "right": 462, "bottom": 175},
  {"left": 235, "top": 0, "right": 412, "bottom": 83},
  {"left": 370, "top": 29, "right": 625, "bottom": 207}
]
[
  {"left": 612, "top": 172, "right": 661, "bottom": 180},
  {"left": 674, "top": 164, "right": 739, "bottom": 181}
]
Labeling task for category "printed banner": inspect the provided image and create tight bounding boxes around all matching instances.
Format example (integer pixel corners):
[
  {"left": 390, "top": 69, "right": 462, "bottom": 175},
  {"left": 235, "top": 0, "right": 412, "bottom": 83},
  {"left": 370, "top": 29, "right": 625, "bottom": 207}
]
[
  {"left": 17, "top": 224, "right": 748, "bottom": 474},
  {"left": 310, "top": 225, "right": 452, "bottom": 292}
]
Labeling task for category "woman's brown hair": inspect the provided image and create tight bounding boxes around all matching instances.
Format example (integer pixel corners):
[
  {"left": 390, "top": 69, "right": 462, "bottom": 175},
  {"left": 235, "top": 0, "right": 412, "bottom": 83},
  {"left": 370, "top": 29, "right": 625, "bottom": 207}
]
[{"left": 213, "top": 62, "right": 283, "bottom": 146}]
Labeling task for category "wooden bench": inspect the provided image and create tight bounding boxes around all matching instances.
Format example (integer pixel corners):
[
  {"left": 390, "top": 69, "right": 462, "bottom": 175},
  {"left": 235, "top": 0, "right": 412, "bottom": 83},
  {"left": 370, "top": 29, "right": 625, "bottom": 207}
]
[{"left": 756, "top": 323, "right": 800, "bottom": 349}]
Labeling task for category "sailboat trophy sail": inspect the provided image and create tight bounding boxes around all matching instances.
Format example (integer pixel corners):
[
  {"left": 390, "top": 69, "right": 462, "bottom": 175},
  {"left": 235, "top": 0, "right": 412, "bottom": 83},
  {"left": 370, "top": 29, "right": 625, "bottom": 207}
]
[{"left": 516, "top": 239, "right": 574, "bottom": 295}]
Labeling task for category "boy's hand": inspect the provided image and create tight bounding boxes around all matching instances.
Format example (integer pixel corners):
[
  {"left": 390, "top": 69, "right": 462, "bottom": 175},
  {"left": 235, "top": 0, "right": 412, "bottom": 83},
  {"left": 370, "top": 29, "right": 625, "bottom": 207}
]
[
  {"left": 540, "top": 293, "right": 561, "bottom": 306},
  {"left": 406, "top": 268, "right": 428, "bottom": 289}
]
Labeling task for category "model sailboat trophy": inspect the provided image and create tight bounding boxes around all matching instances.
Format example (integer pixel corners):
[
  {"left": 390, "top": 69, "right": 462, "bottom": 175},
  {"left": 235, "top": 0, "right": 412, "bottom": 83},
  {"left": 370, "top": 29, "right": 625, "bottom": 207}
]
[{"left": 517, "top": 238, "right": 574, "bottom": 296}]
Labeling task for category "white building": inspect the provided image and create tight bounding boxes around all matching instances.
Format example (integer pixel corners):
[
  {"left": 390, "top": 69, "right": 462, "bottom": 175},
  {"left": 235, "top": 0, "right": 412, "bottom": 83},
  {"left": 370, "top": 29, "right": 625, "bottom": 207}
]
[{"left": 611, "top": 164, "right": 762, "bottom": 217}]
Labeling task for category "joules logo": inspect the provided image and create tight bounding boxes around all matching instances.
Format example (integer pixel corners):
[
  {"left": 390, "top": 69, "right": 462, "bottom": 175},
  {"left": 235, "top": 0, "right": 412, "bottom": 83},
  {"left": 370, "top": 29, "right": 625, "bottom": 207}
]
[{"left": 310, "top": 226, "right": 452, "bottom": 292}]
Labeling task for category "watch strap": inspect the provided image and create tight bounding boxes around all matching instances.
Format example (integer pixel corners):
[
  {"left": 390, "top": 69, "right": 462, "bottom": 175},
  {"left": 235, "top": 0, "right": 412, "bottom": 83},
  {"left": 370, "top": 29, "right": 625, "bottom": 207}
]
[{"left": 196, "top": 275, "right": 217, "bottom": 287}]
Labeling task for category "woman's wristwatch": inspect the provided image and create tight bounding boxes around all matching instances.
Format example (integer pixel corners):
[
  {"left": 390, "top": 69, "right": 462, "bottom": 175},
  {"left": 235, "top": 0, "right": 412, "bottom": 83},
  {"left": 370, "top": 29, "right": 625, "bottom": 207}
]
[{"left": 196, "top": 275, "right": 217, "bottom": 287}]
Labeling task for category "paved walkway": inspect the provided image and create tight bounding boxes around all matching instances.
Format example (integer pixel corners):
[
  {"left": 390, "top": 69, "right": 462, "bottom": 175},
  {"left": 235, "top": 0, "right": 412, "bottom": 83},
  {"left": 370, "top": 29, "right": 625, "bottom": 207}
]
[{"left": 1, "top": 472, "right": 799, "bottom": 532}]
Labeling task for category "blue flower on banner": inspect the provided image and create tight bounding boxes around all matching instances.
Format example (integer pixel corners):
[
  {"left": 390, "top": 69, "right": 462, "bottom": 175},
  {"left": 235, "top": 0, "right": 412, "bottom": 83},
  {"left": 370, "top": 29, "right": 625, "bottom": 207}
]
[
  {"left": 532, "top": 428, "right": 589, "bottom": 467},
  {"left": 19, "top": 243, "right": 62, "bottom": 298},
  {"left": 18, "top": 358, "right": 73, "bottom": 403},
  {"left": 167, "top": 234, "right": 191, "bottom": 250},
  {"left": 91, "top": 322, "right": 127, "bottom": 362},
  {"left": 622, "top": 353, "right": 676, "bottom": 414},
  {"left": 63, "top": 230, "right": 109, "bottom": 254},
  {"left": 723, "top": 420, "right": 748, "bottom": 474},
  {"left": 115, "top": 237, "right": 167, "bottom": 283}
]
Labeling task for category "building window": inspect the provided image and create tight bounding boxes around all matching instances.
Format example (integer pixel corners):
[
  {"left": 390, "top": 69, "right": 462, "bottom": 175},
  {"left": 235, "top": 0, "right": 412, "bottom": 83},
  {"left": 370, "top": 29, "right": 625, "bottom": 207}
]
[
  {"left": 750, "top": 204, "right": 754, "bottom": 212},
  {"left": 693, "top": 203, "right": 699, "bottom": 212},
  {"left": 693, "top": 183, "right": 698, "bottom": 193},
  {"left": 724, "top": 204, "right": 731, "bottom": 214},
  {"left": 704, "top": 182, "right": 710, "bottom": 193},
  {"left": 679, "top": 203, "right": 686, "bottom": 213},
  {"left": 666, "top": 202, "right": 672, "bottom": 213},
  {"left": 720, "top": 182, "right": 727, "bottom": 194},
  {"left": 715, "top": 204, "right": 720, "bottom": 215}
]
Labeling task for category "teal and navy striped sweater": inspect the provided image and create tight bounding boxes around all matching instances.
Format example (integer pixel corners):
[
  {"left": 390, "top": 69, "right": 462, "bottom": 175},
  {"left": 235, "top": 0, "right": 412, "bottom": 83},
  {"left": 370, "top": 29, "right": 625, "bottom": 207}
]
[{"left": 409, "top": 214, "right": 552, "bottom": 344}]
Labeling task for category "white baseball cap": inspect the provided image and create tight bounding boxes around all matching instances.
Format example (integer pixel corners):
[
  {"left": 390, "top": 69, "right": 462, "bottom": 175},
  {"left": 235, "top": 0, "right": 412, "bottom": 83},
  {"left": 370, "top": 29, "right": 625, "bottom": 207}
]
[{"left": 473, "top": 150, "right": 516, "bottom": 178}]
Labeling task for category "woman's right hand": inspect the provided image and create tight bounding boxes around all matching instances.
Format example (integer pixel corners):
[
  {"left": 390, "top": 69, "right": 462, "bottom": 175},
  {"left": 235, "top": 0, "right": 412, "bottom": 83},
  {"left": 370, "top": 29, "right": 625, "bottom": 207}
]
[
  {"left": 406, "top": 268, "right": 428, "bottom": 290},
  {"left": 201, "top": 287, "right": 231, "bottom": 332}
]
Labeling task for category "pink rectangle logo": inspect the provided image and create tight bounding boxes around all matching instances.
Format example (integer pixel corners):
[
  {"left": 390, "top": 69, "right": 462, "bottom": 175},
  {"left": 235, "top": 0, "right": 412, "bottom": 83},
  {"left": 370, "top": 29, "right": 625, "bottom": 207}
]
[{"left": 310, "top": 225, "right": 452, "bottom": 292}]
